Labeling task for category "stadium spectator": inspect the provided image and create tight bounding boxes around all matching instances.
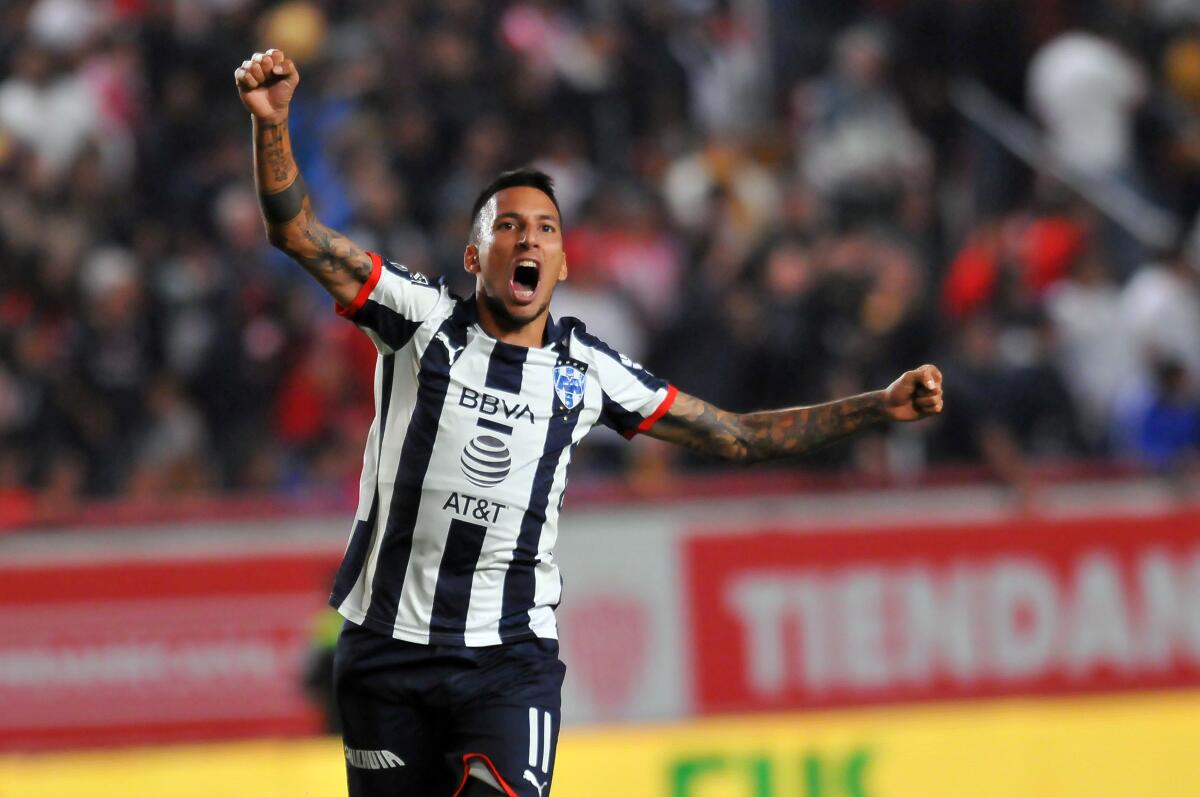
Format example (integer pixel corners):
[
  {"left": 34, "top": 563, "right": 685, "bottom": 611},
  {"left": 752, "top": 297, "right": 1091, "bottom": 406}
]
[
  {"left": 1028, "top": 26, "right": 1148, "bottom": 181},
  {"left": 1112, "top": 356, "right": 1200, "bottom": 471},
  {"left": 1028, "top": 23, "right": 1151, "bottom": 273},
  {"left": 0, "top": 42, "right": 101, "bottom": 181},
  {"left": 794, "top": 23, "right": 932, "bottom": 230},
  {"left": 1044, "top": 246, "right": 1126, "bottom": 448},
  {"left": 1116, "top": 243, "right": 1200, "bottom": 387}
]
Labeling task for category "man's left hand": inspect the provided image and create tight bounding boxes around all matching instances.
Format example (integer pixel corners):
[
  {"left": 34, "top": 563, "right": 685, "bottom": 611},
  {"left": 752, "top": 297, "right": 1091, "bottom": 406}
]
[{"left": 883, "top": 364, "right": 944, "bottom": 422}]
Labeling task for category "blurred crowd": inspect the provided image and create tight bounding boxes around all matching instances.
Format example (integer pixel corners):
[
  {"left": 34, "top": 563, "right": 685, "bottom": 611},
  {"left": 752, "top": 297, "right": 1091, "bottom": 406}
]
[{"left": 3, "top": 0, "right": 1200, "bottom": 521}]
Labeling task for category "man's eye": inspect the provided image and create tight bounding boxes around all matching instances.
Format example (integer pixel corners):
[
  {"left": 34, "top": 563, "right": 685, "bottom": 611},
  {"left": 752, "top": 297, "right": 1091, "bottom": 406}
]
[
  {"left": 497, "top": 221, "right": 514, "bottom": 230},
  {"left": 542, "top": 225, "right": 556, "bottom": 233}
]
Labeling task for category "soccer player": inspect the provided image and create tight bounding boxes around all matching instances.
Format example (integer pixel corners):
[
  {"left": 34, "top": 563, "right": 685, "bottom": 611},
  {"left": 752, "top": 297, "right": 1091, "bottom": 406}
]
[{"left": 236, "top": 49, "right": 944, "bottom": 797}]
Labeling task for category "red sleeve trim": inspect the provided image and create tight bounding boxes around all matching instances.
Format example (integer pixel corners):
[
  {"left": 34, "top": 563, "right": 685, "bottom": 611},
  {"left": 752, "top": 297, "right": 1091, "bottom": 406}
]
[
  {"left": 624, "top": 384, "right": 679, "bottom": 440},
  {"left": 335, "top": 251, "right": 383, "bottom": 318},
  {"left": 452, "top": 753, "right": 519, "bottom": 797}
]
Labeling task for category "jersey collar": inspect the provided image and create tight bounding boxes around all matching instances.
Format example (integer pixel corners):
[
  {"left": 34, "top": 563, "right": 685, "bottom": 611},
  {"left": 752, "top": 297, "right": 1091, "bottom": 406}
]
[{"left": 460, "top": 294, "right": 566, "bottom": 353}]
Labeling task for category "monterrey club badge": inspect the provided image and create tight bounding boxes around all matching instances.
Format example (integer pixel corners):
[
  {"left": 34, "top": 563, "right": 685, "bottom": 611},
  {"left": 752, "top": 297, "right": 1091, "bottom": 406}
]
[{"left": 553, "top": 362, "right": 587, "bottom": 413}]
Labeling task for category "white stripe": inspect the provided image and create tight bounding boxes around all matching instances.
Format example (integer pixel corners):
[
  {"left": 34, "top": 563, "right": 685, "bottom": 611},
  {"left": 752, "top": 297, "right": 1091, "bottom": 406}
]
[
  {"left": 528, "top": 388, "right": 594, "bottom": 629},
  {"left": 349, "top": 388, "right": 382, "bottom": 544},
  {"left": 363, "top": 327, "right": 391, "bottom": 354},
  {"left": 528, "top": 707, "right": 538, "bottom": 768},
  {"left": 371, "top": 261, "right": 448, "bottom": 323},
  {"left": 336, "top": 358, "right": 388, "bottom": 620},
  {"left": 364, "top": 347, "right": 418, "bottom": 615},
  {"left": 541, "top": 710, "right": 551, "bottom": 773}
]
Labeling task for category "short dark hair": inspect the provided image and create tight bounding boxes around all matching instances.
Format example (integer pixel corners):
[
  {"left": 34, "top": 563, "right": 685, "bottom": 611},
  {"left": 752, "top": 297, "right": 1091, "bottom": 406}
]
[{"left": 469, "top": 168, "right": 562, "bottom": 244}]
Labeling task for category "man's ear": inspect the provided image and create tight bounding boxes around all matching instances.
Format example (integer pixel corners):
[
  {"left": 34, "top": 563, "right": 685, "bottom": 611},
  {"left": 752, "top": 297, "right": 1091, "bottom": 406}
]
[
  {"left": 464, "top": 244, "right": 480, "bottom": 274},
  {"left": 557, "top": 257, "right": 568, "bottom": 282}
]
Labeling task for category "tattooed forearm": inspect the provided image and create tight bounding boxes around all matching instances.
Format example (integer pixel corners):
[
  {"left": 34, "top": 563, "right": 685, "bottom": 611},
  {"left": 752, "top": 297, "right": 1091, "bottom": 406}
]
[
  {"left": 256, "top": 120, "right": 292, "bottom": 183},
  {"left": 250, "top": 115, "right": 371, "bottom": 303},
  {"left": 259, "top": 173, "right": 306, "bottom": 223},
  {"left": 737, "top": 393, "right": 889, "bottom": 460},
  {"left": 650, "top": 391, "right": 889, "bottom": 463},
  {"left": 293, "top": 210, "right": 373, "bottom": 282}
]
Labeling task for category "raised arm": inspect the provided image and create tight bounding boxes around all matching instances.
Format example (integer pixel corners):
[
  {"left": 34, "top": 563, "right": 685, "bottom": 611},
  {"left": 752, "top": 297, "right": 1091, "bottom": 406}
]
[
  {"left": 234, "top": 49, "right": 371, "bottom": 307},
  {"left": 646, "top": 364, "right": 944, "bottom": 462}
]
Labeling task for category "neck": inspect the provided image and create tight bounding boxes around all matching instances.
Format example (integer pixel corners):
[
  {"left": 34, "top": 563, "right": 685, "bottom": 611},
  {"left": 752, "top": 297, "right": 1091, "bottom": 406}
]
[{"left": 475, "top": 291, "right": 549, "bottom": 348}]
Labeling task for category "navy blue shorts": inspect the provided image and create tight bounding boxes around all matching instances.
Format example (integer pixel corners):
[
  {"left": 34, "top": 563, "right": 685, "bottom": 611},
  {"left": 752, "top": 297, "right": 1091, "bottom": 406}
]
[{"left": 334, "top": 620, "right": 566, "bottom": 797}]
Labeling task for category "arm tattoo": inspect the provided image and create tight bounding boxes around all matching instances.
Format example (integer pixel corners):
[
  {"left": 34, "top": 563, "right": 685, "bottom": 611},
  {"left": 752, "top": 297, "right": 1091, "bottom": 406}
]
[
  {"left": 293, "top": 208, "right": 373, "bottom": 282},
  {"left": 651, "top": 391, "right": 889, "bottom": 463},
  {"left": 251, "top": 116, "right": 373, "bottom": 295},
  {"left": 256, "top": 120, "right": 292, "bottom": 183},
  {"left": 259, "top": 173, "right": 306, "bottom": 223}
]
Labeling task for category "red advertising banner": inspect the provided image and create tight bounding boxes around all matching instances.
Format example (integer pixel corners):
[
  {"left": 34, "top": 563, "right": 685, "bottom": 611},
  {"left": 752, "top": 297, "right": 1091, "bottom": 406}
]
[
  {"left": 0, "top": 551, "right": 340, "bottom": 750},
  {"left": 685, "top": 511, "right": 1200, "bottom": 714}
]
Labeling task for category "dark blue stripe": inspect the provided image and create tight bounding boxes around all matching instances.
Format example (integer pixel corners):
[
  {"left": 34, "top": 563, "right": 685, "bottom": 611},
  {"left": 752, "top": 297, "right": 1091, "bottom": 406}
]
[
  {"left": 500, "top": 360, "right": 580, "bottom": 642},
  {"left": 598, "top": 386, "right": 645, "bottom": 436},
  {"left": 328, "top": 499, "right": 377, "bottom": 609},
  {"left": 477, "top": 417, "right": 512, "bottom": 435},
  {"left": 354, "top": 300, "right": 425, "bottom": 351},
  {"left": 428, "top": 518, "right": 490, "bottom": 643},
  {"left": 551, "top": 571, "right": 565, "bottom": 610},
  {"left": 363, "top": 305, "right": 471, "bottom": 632},
  {"left": 485, "top": 340, "right": 527, "bottom": 394},
  {"left": 329, "top": 355, "right": 395, "bottom": 608}
]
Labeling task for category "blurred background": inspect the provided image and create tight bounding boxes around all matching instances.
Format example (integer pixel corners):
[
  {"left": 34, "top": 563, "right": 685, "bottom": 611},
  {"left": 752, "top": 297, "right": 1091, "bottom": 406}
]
[{"left": 1, "top": 0, "right": 1199, "bottom": 795}]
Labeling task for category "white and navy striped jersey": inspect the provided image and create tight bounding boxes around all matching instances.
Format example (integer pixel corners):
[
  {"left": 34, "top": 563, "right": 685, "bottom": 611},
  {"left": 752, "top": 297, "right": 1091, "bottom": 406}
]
[{"left": 329, "top": 253, "right": 677, "bottom": 646}]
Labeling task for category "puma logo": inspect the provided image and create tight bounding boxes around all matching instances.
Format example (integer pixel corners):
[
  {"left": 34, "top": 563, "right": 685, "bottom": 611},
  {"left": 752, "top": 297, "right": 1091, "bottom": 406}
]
[
  {"left": 435, "top": 331, "right": 465, "bottom": 365},
  {"left": 523, "top": 769, "right": 548, "bottom": 796},
  {"left": 344, "top": 746, "right": 404, "bottom": 770}
]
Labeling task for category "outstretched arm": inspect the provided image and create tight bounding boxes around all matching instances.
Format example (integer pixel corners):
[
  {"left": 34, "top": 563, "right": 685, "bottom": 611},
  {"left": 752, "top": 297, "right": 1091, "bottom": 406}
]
[
  {"left": 235, "top": 49, "right": 372, "bottom": 307},
  {"left": 646, "top": 365, "right": 944, "bottom": 462}
]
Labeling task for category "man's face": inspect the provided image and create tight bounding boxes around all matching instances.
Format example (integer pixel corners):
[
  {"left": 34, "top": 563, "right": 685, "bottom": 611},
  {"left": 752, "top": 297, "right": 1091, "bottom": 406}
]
[{"left": 465, "top": 186, "right": 567, "bottom": 330}]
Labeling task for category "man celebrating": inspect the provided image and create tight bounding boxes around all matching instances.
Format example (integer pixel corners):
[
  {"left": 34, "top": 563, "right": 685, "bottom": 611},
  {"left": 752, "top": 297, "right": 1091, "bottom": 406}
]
[{"left": 236, "top": 49, "right": 943, "bottom": 797}]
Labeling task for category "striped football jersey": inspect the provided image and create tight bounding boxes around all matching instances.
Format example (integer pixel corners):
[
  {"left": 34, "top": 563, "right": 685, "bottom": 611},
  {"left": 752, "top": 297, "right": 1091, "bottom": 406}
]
[{"left": 329, "top": 253, "right": 677, "bottom": 646}]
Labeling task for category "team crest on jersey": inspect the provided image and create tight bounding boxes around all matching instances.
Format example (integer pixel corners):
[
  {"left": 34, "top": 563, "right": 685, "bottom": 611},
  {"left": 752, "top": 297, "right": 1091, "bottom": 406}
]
[{"left": 553, "top": 364, "right": 587, "bottom": 412}]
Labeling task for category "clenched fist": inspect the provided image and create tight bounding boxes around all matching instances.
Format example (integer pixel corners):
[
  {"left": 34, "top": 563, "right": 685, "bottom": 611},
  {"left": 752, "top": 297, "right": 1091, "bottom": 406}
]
[
  {"left": 882, "top": 364, "right": 944, "bottom": 422},
  {"left": 234, "top": 49, "right": 299, "bottom": 123}
]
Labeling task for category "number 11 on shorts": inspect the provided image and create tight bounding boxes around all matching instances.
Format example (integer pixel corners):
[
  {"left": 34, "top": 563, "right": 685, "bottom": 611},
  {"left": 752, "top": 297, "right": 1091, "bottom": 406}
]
[{"left": 527, "top": 707, "right": 551, "bottom": 774}]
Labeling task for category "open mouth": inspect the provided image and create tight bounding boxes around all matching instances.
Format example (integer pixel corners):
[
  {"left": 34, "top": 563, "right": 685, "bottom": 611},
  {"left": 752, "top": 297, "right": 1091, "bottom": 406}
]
[{"left": 511, "top": 260, "right": 540, "bottom": 302}]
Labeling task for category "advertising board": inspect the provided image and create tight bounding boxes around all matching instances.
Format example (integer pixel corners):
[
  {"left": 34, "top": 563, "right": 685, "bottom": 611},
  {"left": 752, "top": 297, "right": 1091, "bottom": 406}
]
[
  {"left": 2, "top": 488, "right": 1197, "bottom": 749},
  {"left": 0, "top": 550, "right": 339, "bottom": 748},
  {"left": 560, "top": 689, "right": 1200, "bottom": 797},
  {"left": 685, "top": 511, "right": 1200, "bottom": 713}
]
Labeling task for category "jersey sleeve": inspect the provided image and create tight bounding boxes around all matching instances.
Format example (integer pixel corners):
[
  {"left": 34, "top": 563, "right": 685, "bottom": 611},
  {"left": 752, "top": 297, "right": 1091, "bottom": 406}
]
[
  {"left": 574, "top": 330, "right": 678, "bottom": 439},
  {"left": 335, "top": 252, "right": 450, "bottom": 353}
]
